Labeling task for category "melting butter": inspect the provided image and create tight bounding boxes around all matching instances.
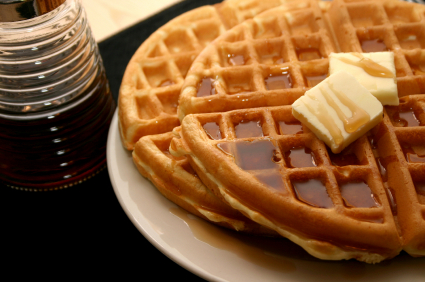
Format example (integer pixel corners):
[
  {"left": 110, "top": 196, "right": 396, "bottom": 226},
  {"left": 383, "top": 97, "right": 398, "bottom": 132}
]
[
  {"left": 321, "top": 84, "right": 370, "bottom": 133},
  {"left": 335, "top": 55, "right": 394, "bottom": 78},
  {"left": 329, "top": 52, "right": 399, "bottom": 106},
  {"left": 292, "top": 71, "right": 383, "bottom": 153}
]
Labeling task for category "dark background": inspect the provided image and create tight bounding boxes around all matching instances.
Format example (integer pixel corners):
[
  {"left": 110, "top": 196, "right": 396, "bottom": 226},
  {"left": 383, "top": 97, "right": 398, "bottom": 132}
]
[{"left": 1, "top": 0, "right": 222, "bottom": 279}]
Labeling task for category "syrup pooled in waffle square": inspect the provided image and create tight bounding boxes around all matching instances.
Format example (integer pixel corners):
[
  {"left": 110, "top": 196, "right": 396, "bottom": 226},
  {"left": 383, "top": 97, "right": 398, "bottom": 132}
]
[
  {"left": 170, "top": 106, "right": 405, "bottom": 263},
  {"left": 118, "top": 0, "right": 296, "bottom": 150},
  {"left": 132, "top": 132, "right": 278, "bottom": 236}
]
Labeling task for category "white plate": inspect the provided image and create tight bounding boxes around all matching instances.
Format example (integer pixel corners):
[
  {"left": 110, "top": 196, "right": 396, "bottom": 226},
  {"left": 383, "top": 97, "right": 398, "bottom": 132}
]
[{"left": 107, "top": 110, "right": 425, "bottom": 282}]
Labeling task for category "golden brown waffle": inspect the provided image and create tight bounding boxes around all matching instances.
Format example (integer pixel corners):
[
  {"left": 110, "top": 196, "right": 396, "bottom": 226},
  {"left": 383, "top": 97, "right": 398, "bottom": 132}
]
[
  {"left": 177, "top": 0, "right": 425, "bottom": 120},
  {"left": 118, "top": 0, "right": 296, "bottom": 150},
  {"left": 132, "top": 132, "right": 278, "bottom": 236},
  {"left": 169, "top": 0, "right": 425, "bottom": 262},
  {"left": 170, "top": 106, "right": 404, "bottom": 263}
]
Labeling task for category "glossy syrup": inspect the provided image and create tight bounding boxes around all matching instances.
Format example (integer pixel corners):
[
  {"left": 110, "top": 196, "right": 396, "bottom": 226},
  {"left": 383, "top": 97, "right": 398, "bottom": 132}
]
[
  {"left": 255, "top": 171, "right": 286, "bottom": 192},
  {"left": 169, "top": 207, "right": 297, "bottom": 273},
  {"left": 217, "top": 140, "right": 283, "bottom": 190},
  {"left": 402, "top": 144, "right": 425, "bottom": 163},
  {"left": 296, "top": 48, "right": 322, "bottom": 61},
  {"left": 228, "top": 54, "right": 246, "bottom": 66},
  {"left": 235, "top": 120, "right": 263, "bottom": 138},
  {"left": 335, "top": 54, "right": 394, "bottom": 78},
  {"left": 392, "top": 110, "right": 420, "bottom": 127},
  {"left": 265, "top": 72, "right": 292, "bottom": 90},
  {"left": 203, "top": 122, "right": 222, "bottom": 140},
  {"left": 321, "top": 84, "right": 370, "bottom": 133},
  {"left": 159, "top": 79, "right": 175, "bottom": 87},
  {"left": 278, "top": 121, "right": 303, "bottom": 135},
  {"left": 361, "top": 39, "right": 388, "bottom": 53},
  {"left": 0, "top": 73, "right": 115, "bottom": 190},
  {"left": 217, "top": 140, "right": 280, "bottom": 171},
  {"left": 292, "top": 179, "right": 334, "bottom": 208},
  {"left": 328, "top": 148, "right": 360, "bottom": 167},
  {"left": 305, "top": 74, "right": 327, "bottom": 87},
  {"left": 284, "top": 148, "right": 316, "bottom": 168},
  {"left": 376, "top": 157, "right": 388, "bottom": 182},
  {"left": 340, "top": 182, "right": 379, "bottom": 208},
  {"left": 197, "top": 77, "right": 216, "bottom": 97}
]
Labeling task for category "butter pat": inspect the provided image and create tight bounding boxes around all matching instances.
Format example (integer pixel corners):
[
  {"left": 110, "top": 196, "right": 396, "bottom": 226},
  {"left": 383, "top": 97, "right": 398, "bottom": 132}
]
[
  {"left": 292, "top": 71, "right": 383, "bottom": 153},
  {"left": 329, "top": 52, "right": 399, "bottom": 106}
]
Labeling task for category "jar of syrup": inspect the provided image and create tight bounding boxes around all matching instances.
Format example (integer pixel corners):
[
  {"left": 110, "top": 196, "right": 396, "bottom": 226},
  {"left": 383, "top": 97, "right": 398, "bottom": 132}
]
[{"left": 0, "top": 0, "right": 116, "bottom": 191}]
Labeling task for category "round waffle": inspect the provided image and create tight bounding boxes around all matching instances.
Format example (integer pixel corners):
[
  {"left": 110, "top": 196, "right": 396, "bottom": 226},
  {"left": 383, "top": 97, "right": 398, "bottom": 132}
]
[{"left": 170, "top": 0, "right": 425, "bottom": 262}]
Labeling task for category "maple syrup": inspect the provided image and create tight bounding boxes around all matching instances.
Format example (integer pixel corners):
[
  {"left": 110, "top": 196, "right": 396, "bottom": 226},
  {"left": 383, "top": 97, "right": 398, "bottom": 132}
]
[
  {"left": 255, "top": 170, "right": 285, "bottom": 192},
  {"left": 385, "top": 187, "right": 397, "bottom": 215},
  {"left": 265, "top": 72, "right": 292, "bottom": 90},
  {"left": 284, "top": 148, "right": 316, "bottom": 168},
  {"left": 217, "top": 140, "right": 280, "bottom": 171},
  {"left": 292, "top": 179, "right": 334, "bottom": 208},
  {"left": 305, "top": 74, "right": 327, "bottom": 87},
  {"left": 335, "top": 54, "right": 394, "bottom": 78},
  {"left": 228, "top": 54, "right": 246, "bottom": 66},
  {"left": 159, "top": 79, "right": 175, "bottom": 87},
  {"left": 0, "top": 73, "right": 115, "bottom": 190},
  {"left": 340, "top": 181, "right": 379, "bottom": 208},
  {"left": 0, "top": 0, "right": 116, "bottom": 191},
  {"left": 376, "top": 157, "right": 388, "bottom": 182},
  {"left": 235, "top": 120, "right": 263, "bottom": 138},
  {"left": 296, "top": 48, "right": 322, "bottom": 61},
  {"left": 361, "top": 38, "right": 388, "bottom": 53},
  {"left": 321, "top": 84, "right": 370, "bottom": 133},
  {"left": 203, "top": 122, "right": 222, "bottom": 140},
  {"left": 392, "top": 110, "right": 420, "bottom": 127},
  {"left": 197, "top": 77, "right": 216, "bottom": 97},
  {"left": 401, "top": 144, "right": 425, "bottom": 163},
  {"left": 328, "top": 148, "right": 360, "bottom": 167},
  {"left": 278, "top": 121, "right": 303, "bottom": 135}
]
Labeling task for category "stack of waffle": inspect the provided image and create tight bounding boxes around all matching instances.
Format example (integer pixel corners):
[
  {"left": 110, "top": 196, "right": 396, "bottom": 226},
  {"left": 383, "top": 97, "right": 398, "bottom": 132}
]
[{"left": 118, "top": 0, "right": 425, "bottom": 263}]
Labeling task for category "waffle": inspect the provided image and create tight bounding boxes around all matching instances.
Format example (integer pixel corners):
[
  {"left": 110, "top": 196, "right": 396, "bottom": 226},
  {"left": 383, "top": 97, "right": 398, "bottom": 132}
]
[
  {"left": 170, "top": 106, "right": 402, "bottom": 263},
  {"left": 177, "top": 0, "right": 425, "bottom": 119},
  {"left": 169, "top": 0, "right": 425, "bottom": 262},
  {"left": 118, "top": 0, "right": 299, "bottom": 150},
  {"left": 132, "top": 132, "right": 278, "bottom": 235}
]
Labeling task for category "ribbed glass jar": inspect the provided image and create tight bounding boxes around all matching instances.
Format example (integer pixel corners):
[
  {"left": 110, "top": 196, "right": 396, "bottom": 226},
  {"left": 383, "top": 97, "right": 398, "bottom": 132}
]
[{"left": 0, "top": 0, "right": 116, "bottom": 191}]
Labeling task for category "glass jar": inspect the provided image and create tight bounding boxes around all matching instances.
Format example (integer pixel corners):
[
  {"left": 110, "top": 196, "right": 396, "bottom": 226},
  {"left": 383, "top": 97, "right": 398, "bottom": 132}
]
[{"left": 0, "top": 0, "right": 116, "bottom": 191}]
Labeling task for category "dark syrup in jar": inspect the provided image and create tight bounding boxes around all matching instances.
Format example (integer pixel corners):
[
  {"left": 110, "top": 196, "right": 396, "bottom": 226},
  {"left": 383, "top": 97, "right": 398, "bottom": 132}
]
[{"left": 0, "top": 73, "right": 115, "bottom": 191}]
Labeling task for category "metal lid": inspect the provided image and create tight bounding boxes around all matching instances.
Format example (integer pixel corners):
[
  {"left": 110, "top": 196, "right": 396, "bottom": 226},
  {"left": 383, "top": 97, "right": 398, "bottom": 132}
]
[{"left": 0, "top": 0, "right": 66, "bottom": 22}]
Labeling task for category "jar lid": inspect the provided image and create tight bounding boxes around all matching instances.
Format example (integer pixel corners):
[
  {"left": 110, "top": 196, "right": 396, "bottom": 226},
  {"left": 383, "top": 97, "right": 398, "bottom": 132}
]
[{"left": 0, "top": 0, "right": 66, "bottom": 22}]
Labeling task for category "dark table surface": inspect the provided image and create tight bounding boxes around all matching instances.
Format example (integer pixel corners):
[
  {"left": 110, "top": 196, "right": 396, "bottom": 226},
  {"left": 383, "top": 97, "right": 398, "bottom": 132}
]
[{"left": 1, "top": 0, "right": 221, "bottom": 279}]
